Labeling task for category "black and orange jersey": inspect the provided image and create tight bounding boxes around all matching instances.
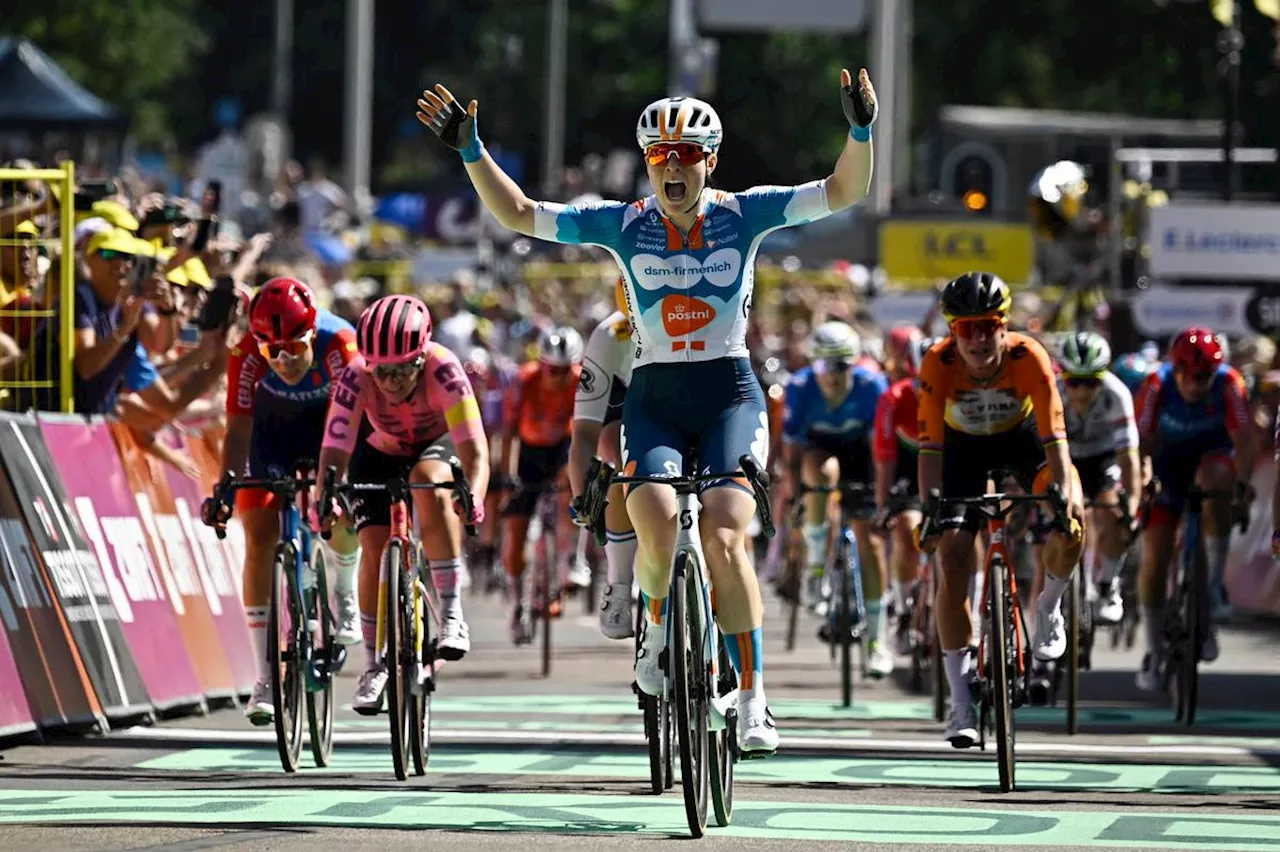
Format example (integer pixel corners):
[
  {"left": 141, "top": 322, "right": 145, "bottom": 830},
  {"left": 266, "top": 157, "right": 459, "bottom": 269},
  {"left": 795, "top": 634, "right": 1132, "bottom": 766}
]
[{"left": 917, "top": 332, "right": 1067, "bottom": 452}]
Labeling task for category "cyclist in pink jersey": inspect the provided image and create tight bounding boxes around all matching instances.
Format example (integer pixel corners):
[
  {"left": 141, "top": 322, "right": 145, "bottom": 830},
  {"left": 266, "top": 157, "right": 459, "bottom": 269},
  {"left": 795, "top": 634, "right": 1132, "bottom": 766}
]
[{"left": 317, "top": 295, "right": 489, "bottom": 715}]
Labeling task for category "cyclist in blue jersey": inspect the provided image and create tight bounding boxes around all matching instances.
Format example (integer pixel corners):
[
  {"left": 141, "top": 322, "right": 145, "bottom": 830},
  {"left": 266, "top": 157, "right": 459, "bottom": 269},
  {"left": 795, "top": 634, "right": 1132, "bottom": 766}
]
[
  {"left": 207, "top": 277, "right": 363, "bottom": 725},
  {"left": 417, "top": 66, "right": 878, "bottom": 756},
  {"left": 782, "top": 321, "right": 894, "bottom": 676},
  {"left": 1112, "top": 351, "right": 1158, "bottom": 397},
  {"left": 1133, "top": 326, "right": 1254, "bottom": 692}
]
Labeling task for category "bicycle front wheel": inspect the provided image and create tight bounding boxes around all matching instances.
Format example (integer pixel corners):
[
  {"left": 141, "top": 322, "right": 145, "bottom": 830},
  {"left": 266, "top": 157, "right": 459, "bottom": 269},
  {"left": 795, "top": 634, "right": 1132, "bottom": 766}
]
[
  {"left": 384, "top": 540, "right": 411, "bottom": 781},
  {"left": 269, "top": 542, "right": 303, "bottom": 773},
  {"left": 708, "top": 637, "right": 736, "bottom": 828},
  {"left": 989, "top": 555, "right": 1016, "bottom": 793},
  {"left": 410, "top": 573, "right": 433, "bottom": 776},
  {"left": 639, "top": 608, "right": 666, "bottom": 795},
  {"left": 1175, "top": 542, "right": 1206, "bottom": 725},
  {"left": 671, "top": 550, "right": 709, "bottom": 837},
  {"left": 306, "top": 548, "right": 335, "bottom": 767},
  {"left": 540, "top": 526, "right": 555, "bottom": 678},
  {"left": 837, "top": 539, "right": 855, "bottom": 709},
  {"left": 1065, "top": 571, "right": 1080, "bottom": 736}
]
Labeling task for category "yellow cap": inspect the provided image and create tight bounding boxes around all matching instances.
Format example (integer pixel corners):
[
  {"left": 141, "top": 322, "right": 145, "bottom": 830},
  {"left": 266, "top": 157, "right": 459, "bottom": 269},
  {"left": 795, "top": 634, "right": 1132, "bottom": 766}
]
[
  {"left": 165, "top": 264, "right": 189, "bottom": 287},
  {"left": 13, "top": 220, "right": 38, "bottom": 237},
  {"left": 90, "top": 200, "right": 140, "bottom": 232},
  {"left": 180, "top": 257, "right": 212, "bottom": 289},
  {"left": 86, "top": 228, "right": 153, "bottom": 258}
]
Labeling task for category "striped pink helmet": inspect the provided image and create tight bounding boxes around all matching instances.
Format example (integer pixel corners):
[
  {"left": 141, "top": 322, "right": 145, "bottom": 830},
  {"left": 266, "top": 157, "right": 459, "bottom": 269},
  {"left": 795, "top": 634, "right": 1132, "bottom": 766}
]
[{"left": 356, "top": 295, "right": 433, "bottom": 366}]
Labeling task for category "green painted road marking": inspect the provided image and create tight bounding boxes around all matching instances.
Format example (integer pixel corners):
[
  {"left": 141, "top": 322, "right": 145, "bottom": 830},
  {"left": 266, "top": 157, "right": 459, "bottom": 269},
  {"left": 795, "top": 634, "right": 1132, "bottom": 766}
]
[
  {"left": 1149, "top": 735, "right": 1280, "bottom": 748},
  {"left": 333, "top": 718, "right": 873, "bottom": 737},
  {"left": 418, "top": 695, "right": 1280, "bottom": 728},
  {"left": 135, "top": 747, "right": 1280, "bottom": 793},
  {"left": 0, "top": 789, "right": 1278, "bottom": 848}
]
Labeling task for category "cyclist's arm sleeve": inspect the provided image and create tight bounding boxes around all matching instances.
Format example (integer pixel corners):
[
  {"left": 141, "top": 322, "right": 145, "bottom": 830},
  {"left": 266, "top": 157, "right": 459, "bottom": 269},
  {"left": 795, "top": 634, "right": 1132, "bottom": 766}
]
[
  {"left": 734, "top": 182, "right": 832, "bottom": 239},
  {"left": 1110, "top": 378, "right": 1139, "bottom": 451},
  {"left": 916, "top": 351, "right": 946, "bottom": 454},
  {"left": 426, "top": 347, "right": 485, "bottom": 446},
  {"left": 1134, "top": 373, "right": 1162, "bottom": 441},
  {"left": 225, "top": 344, "right": 263, "bottom": 417},
  {"left": 574, "top": 323, "right": 621, "bottom": 423},
  {"left": 531, "top": 199, "right": 627, "bottom": 249},
  {"left": 1223, "top": 367, "right": 1251, "bottom": 436},
  {"left": 321, "top": 363, "right": 367, "bottom": 455},
  {"left": 872, "top": 388, "right": 899, "bottom": 464},
  {"left": 1025, "top": 343, "right": 1068, "bottom": 445},
  {"left": 502, "top": 371, "right": 525, "bottom": 434},
  {"left": 321, "top": 327, "right": 360, "bottom": 378},
  {"left": 781, "top": 375, "right": 807, "bottom": 444}
]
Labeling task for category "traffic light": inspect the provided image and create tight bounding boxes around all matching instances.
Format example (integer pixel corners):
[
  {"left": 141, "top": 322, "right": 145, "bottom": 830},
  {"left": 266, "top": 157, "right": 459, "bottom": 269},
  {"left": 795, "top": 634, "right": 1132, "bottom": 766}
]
[{"left": 953, "top": 155, "right": 995, "bottom": 216}]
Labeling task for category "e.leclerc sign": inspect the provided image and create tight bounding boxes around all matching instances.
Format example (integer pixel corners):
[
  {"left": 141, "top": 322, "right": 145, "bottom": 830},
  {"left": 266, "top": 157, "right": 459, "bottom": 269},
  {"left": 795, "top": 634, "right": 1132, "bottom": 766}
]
[{"left": 1148, "top": 203, "right": 1280, "bottom": 281}]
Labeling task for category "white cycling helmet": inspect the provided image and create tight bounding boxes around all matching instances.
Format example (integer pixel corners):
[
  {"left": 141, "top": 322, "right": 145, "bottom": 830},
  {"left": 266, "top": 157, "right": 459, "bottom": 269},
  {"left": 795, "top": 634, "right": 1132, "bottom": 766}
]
[
  {"left": 537, "top": 325, "right": 585, "bottom": 367},
  {"left": 809, "top": 321, "right": 861, "bottom": 361},
  {"left": 636, "top": 97, "right": 723, "bottom": 154},
  {"left": 1058, "top": 331, "right": 1111, "bottom": 376}
]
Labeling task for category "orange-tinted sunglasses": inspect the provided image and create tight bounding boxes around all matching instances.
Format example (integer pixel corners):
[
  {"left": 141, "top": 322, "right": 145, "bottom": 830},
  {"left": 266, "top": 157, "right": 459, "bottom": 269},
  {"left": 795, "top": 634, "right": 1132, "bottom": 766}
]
[
  {"left": 950, "top": 315, "right": 1007, "bottom": 340},
  {"left": 257, "top": 330, "right": 314, "bottom": 361},
  {"left": 645, "top": 142, "right": 706, "bottom": 167}
]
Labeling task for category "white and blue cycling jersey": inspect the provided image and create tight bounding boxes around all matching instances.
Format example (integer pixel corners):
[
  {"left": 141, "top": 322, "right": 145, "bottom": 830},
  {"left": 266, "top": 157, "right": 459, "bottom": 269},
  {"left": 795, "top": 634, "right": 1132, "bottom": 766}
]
[
  {"left": 782, "top": 364, "right": 887, "bottom": 445},
  {"left": 533, "top": 183, "right": 832, "bottom": 368}
]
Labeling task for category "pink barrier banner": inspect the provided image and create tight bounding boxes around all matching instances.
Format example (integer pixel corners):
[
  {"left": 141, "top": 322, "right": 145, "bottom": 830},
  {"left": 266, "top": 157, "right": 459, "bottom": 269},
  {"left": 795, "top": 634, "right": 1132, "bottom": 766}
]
[
  {"left": 1226, "top": 454, "right": 1280, "bottom": 615},
  {"left": 159, "top": 430, "right": 258, "bottom": 692},
  {"left": 39, "top": 418, "right": 205, "bottom": 712},
  {"left": 0, "top": 604, "right": 36, "bottom": 738}
]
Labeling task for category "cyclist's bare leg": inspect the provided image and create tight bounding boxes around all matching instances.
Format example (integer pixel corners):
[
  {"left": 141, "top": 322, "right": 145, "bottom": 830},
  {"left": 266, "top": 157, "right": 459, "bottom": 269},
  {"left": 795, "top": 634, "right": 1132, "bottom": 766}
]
[
  {"left": 409, "top": 458, "right": 467, "bottom": 626},
  {"left": 600, "top": 422, "right": 636, "bottom": 591},
  {"left": 627, "top": 483, "right": 680, "bottom": 612},
  {"left": 1093, "top": 486, "right": 1126, "bottom": 598},
  {"left": 1137, "top": 517, "right": 1175, "bottom": 672},
  {"left": 1198, "top": 457, "right": 1235, "bottom": 617},
  {"left": 357, "top": 524, "right": 391, "bottom": 669},
  {"left": 701, "top": 484, "right": 763, "bottom": 634},
  {"left": 502, "top": 513, "right": 533, "bottom": 597},
  {"left": 241, "top": 506, "right": 280, "bottom": 688},
  {"left": 889, "top": 510, "right": 923, "bottom": 600},
  {"left": 799, "top": 451, "right": 837, "bottom": 607},
  {"left": 936, "top": 527, "right": 978, "bottom": 712},
  {"left": 554, "top": 466, "right": 577, "bottom": 585}
]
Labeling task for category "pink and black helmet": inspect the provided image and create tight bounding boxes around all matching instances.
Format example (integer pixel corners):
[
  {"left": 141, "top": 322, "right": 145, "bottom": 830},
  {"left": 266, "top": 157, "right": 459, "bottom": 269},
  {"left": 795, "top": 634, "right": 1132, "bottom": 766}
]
[{"left": 356, "top": 295, "right": 433, "bottom": 366}]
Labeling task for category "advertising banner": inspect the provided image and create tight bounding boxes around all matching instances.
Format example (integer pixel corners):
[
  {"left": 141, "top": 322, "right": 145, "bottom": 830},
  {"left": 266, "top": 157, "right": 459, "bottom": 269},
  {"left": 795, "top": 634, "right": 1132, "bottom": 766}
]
[
  {"left": 0, "top": 611, "right": 35, "bottom": 738},
  {"left": 109, "top": 424, "right": 237, "bottom": 701},
  {"left": 39, "top": 417, "right": 204, "bottom": 713},
  {"left": 1226, "top": 454, "right": 1280, "bottom": 615},
  {"left": 1147, "top": 203, "right": 1280, "bottom": 280},
  {"left": 879, "top": 220, "right": 1035, "bottom": 284},
  {"left": 0, "top": 414, "right": 150, "bottom": 722},
  {"left": 1130, "top": 285, "right": 1255, "bottom": 337},
  {"left": 158, "top": 428, "right": 257, "bottom": 692},
  {"left": 0, "top": 468, "right": 103, "bottom": 731}
]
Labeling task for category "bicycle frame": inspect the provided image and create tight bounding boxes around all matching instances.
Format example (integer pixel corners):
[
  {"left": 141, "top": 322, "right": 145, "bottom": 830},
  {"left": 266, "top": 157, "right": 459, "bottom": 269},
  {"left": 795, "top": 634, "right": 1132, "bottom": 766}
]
[
  {"left": 375, "top": 481, "right": 441, "bottom": 678},
  {"left": 975, "top": 509, "right": 1026, "bottom": 689}
]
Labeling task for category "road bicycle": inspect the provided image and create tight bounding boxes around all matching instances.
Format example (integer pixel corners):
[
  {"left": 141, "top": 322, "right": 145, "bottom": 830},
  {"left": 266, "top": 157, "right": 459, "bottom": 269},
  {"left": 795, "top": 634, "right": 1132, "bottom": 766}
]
[
  {"left": 323, "top": 460, "right": 477, "bottom": 781},
  {"left": 207, "top": 466, "right": 345, "bottom": 773},
  {"left": 918, "top": 474, "right": 1070, "bottom": 793},
  {"left": 580, "top": 453, "right": 774, "bottom": 838}
]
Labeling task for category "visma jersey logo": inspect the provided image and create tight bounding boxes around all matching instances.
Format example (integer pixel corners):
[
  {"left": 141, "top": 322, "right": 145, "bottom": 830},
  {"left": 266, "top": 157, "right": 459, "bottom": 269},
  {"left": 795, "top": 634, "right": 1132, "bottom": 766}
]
[
  {"left": 661, "top": 295, "right": 716, "bottom": 336},
  {"left": 630, "top": 248, "right": 742, "bottom": 291}
]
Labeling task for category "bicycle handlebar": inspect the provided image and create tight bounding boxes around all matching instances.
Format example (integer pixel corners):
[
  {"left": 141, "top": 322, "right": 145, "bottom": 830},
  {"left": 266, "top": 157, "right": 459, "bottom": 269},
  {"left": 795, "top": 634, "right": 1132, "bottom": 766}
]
[
  {"left": 204, "top": 470, "right": 316, "bottom": 540},
  {"left": 578, "top": 454, "right": 775, "bottom": 547},
  {"left": 917, "top": 483, "right": 1070, "bottom": 543},
  {"left": 320, "top": 459, "right": 479, "bottom": 539}
]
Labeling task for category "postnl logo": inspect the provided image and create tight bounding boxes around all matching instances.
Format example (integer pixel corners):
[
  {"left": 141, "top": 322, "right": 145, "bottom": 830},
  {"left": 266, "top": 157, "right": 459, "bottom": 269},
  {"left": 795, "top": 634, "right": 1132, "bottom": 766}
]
[{"left": 662, "top": 295, "right": 716, "bottom": 336}]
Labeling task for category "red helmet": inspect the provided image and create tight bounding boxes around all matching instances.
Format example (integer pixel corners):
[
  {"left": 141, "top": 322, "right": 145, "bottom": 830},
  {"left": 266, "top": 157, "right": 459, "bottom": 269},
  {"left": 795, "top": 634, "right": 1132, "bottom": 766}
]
[
  {"left": 887, "top": 324, "right": 924, "bottom": 373},
  {"left": 1169, "top": 326, "right": 1223, "bottom": 374},
  {"left": 357, "top": 295, "right": 433, "bottom": 365},
  {"left": 249, "top": 277, "right": 317, "bottom": 343}
]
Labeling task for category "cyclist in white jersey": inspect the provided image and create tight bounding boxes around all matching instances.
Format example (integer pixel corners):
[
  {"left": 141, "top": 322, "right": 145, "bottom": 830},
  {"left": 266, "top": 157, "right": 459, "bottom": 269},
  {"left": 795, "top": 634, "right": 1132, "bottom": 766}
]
[
  {"left": 1052, "top": 332, "right": 1140, "bottom": 623},
  {"left": 416, "top": 67, "right": 878, "bottom": 756},
  {"left": 570, "top": 278, "right": 637, "bottom": 639}
]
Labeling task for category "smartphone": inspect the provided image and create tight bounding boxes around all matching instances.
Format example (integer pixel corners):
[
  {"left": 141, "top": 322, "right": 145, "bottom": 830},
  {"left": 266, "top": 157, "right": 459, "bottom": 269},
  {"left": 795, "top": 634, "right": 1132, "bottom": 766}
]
[
  {"left": 206, "top": 180, "right": 223, "bottom": 216},
  {"left": 197, "top": 275, "right": 238, "bottom": 330},
  {"left": 179, "top": 325, "right": 202, "bottom": 347},
  {"left": 190, "top": 217, "right": 219, "bottom": 253},
  {"left": 129, "top": 255, "right": 156, "bottom": 296}
]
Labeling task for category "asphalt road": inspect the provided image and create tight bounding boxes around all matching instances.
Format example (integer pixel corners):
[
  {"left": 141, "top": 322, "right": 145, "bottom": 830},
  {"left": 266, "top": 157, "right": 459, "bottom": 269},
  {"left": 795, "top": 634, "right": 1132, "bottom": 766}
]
[{"left": 1, "top": 580, "right": 1278, "bottom": 852}]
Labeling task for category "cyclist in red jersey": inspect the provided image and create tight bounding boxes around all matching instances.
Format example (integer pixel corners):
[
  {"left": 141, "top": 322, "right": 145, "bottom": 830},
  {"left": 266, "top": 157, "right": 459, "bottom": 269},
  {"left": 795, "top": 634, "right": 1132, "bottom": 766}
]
[
  {"left": 318, "top": 295, "right": 488, "bottom": 715},
  {"left": 499, "top": 325, "right": 584, "bottom": 645},
  {"left": 872, "top": 332, "right": 929, "bottom": 653}
]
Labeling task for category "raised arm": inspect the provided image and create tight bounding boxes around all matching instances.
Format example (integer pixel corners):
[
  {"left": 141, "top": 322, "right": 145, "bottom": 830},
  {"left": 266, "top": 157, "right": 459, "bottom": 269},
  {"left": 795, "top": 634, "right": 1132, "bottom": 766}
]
[
  {"left": 416, "top": 85, "right": 539, "bottom": 235},
  {"left": 824, "top": 68, "right": 878, "bottom": 213}
]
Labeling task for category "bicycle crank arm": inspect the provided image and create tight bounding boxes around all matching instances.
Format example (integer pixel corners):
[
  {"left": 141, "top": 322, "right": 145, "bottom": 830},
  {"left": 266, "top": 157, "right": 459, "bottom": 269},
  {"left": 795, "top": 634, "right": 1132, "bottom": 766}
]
[{"left": 709, "top": 688, "right": 740, "bottom": 732}]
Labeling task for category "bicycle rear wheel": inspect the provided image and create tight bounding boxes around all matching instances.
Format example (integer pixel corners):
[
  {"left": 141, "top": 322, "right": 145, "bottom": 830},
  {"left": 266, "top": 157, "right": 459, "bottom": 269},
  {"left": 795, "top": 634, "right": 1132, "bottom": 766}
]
[
  {"left": 837, "top": 538, "right": 855, "bottom": 709},
  {"left": 269, "top": 543, "right": 304, "bottom": 773},
  {"left": 306, "top": 550, "right": 335, "bottom": 767},
  {"left": 1065, "top": 571, "right": 1080, "bottom": 735},
  {"left": 540, "top": 525, "right": 555, "bottom": 678},
  {"left": 709, "top": 637, "right": 736, "bottom": 827},
  {"left": 1174, "top": 544, "right": 1205, "bottom": 725},
  {"left": 782, "top": 531, "right": 801, "bottom": 653},
  {"left": 384, "top": 540, "right": 412, "bottom": 781},
  {"left": 672, "top": 550, "right": 709, "bottom": 837},
  {"left": 989, "top": 555, "right": 1016, "bottom": 793},
  {"left": 410, "top": 574, "right": 433, "bottom": 776}
]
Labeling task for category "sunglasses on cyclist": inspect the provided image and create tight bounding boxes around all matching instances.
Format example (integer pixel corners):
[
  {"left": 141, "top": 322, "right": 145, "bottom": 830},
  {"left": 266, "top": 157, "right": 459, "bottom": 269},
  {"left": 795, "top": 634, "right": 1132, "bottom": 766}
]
[
  {"left": 373, "top": 357, "right": 424, "bottom": 382},
  {"left": 813, "top": 357, "right": 854, "bottom": 375},
  {"left": 1177, "top": 368, "right": 1215, "bottom": 384},
  {"left": 644, "top": 142, "right": 707, "bottom": 167},
  {"left": 950, "top": 316, "right": 1007, "bottom": 340},
  {"left": 1063, "top": 375, "right": 1103, "bottom": 389},
  {"left": 257, "top": 329, "right": 314, "bottom": 362}
]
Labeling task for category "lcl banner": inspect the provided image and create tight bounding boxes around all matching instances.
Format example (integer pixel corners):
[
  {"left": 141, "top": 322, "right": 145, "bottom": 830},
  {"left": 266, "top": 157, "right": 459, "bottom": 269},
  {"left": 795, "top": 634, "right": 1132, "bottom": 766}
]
[
  {"left": 158, "top": 428, "right": 256, "bottom": 692},
  {"left": 0, "top": 414, "right": 151, "bottom": 722},
  {"left": 109, "top": 423, "right": 238, "bottom": 702},
  {"left": 39, "top": 416, "right": 205, "bottom": 713},
  {"left": 0, "top": 463, "right": 102, "bottom": 731}
]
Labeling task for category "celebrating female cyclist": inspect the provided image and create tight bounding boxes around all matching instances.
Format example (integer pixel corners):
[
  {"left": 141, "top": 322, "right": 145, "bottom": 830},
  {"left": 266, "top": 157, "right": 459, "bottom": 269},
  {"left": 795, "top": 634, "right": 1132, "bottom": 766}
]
[
  {"left": 317, "top": 295, "right": 489, "bottom": 714},
  {"left": 416, "top": 69, "right": 877, "bottom": 756}
]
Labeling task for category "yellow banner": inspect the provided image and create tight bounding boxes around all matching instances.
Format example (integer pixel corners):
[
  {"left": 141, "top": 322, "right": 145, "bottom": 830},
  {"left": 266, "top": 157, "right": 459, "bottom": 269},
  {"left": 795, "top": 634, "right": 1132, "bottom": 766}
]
[{"left": 879, "top": 220, "right": 1035, "bottom": 285}]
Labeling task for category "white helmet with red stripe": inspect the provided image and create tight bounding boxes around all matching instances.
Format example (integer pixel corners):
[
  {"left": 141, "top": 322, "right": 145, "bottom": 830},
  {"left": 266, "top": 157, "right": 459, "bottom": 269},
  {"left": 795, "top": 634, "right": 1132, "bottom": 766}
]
[{"left": 636, "top": 97, "right": 723, "bottom": 153}]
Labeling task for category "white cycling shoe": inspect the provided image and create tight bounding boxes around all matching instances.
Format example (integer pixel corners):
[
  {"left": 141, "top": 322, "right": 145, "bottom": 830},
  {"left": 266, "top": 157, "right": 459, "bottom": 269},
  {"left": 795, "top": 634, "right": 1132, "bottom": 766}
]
[
  {"left": 737, "top": 697, "right": 779, "bottom": 756},
  {"left": 352, "top": 665, "right": 388, "bottom": 715},
  {"left": 1033, "top": 607, "right": 1067, "bottom": 662},
  {"left": 634, "top": 622, "right": 665, "bottom": 697},
  {"left": 945, "top": 702, "right": 978, "bottom": 749},
  {"left": 599, "top": 584, "right": 635, "bottom": 640},
  {"left": 244, "top": 680, "right": 273, "bottom": 726},
  {"left": 1095, "top": 582, "right": 1124, "bottom": 625},
  {"left": 438, "top": 615, "right": 471, "bottom": 661},
  {"left": 565, "top": 560, "right": 593, "bottom": 590},
  {"left": 867, "top": 640, "right": 894, "bottom": 678}
]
